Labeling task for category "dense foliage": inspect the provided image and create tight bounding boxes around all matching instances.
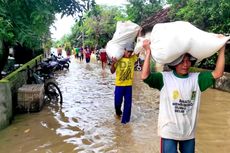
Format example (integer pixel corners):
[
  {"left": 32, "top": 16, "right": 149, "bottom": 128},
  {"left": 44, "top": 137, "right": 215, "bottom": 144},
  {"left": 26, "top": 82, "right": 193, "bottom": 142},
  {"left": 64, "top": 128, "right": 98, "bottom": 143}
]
[
  {"left": 126, "top": 0, "right": 162, "bottom": 24},
  {"left": 64, "top": 5, "right": 128, "bottom": 48},
  {"left": 167, "top": 0, "right": 230, "bottom": 34},
  {"left": 167, "top": 0, "right": 230, "bottom": 70},
  {"left": 60, "top": 0, "right": 163, "bottom": 49},
  {"left": 0, "top": 0, "right": 94, "bottom": 78},
  {"left": 0, "top": 0, "right": 95, "bottom": 49}
]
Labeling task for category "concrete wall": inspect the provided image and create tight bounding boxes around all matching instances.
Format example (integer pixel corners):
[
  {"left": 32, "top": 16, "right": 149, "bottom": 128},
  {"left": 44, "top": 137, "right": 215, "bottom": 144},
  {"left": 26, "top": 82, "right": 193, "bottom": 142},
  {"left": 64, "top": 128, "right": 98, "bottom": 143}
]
[
  {"left": 0, "top": 80, "right": 12, "bottom": 129},
  {"left": 0, "top": 55, "right": 43, "bottom": 130},
  {"left": 215, "top": 72, "right": 230, "bottom": 92}
]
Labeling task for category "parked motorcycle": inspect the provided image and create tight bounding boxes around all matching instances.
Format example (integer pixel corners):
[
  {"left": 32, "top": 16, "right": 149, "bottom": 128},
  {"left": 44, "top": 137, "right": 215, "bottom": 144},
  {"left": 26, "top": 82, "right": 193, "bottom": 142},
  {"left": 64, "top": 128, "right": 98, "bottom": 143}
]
[
  {"left": 56, "top": 55, "right": 70, "bottom": 70},
  {"left": 44, "top": 54, "right": 70, "bottom": 70}
]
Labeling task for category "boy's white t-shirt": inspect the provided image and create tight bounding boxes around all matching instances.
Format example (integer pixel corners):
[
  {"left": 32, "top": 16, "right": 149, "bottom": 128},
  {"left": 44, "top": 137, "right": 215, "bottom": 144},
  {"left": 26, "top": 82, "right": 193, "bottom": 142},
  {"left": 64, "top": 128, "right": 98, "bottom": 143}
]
[{"left": 158, "top": 71, "right": 201, "bottom": 140}]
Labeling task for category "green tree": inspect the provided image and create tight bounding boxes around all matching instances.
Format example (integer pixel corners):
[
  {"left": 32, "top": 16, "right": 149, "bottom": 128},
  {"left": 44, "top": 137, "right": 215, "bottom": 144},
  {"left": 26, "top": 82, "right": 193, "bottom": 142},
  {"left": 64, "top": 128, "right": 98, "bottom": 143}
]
[
  {"left": 0, "top": 0, "right": 94, "bottom": 78},
  {"left": 84, "top": 5, "right": 127, "bottom": 47},
  {"left": 68, "top": 24, "right": 83, "bottom": 47},
  {"left": 167, "top": 0, "right": 230, "bottom": 33},
  {"left": 63, "top": 5, "right": 127, "bottom": 49},
  {"left": 126, "top": 0, "right": 163, "bottom": 24},
  {"left": 167, "top": 0, "right": 230, "bottom": 70}
]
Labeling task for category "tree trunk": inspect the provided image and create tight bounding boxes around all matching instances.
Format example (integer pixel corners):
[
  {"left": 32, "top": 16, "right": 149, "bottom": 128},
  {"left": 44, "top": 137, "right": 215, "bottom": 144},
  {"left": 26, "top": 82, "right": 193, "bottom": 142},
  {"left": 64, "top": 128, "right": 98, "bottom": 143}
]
[{"left": 0, "top": 40, "right": 10, "bottom": 79}]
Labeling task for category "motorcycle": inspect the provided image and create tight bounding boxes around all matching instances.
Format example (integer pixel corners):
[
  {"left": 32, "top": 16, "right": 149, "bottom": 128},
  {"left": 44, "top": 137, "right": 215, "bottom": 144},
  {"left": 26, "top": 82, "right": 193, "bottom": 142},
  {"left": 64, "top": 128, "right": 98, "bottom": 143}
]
[
  {"left": 56, "top": 55, "right": 71, "bottom": 70},
  {"left": 44, "top": 54, "right": 70, "bottom": 70},
  {"left": 134, "top": 58, "right": 143, "bottom": 71}
]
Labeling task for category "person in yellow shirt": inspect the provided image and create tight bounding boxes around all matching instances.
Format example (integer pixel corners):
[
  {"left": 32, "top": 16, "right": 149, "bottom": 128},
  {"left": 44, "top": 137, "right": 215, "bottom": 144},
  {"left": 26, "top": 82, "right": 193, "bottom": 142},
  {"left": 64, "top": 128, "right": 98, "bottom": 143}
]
[{"left": 110, "top": 43, "right": 138, "bottom": 124}]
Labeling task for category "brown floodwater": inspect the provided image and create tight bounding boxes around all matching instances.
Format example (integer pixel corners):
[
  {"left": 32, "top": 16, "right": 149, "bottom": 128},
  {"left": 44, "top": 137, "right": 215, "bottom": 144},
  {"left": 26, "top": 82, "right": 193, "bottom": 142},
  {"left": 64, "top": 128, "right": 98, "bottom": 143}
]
[{"left": 0, "top": 57, "right": 229, "bottom": 153}]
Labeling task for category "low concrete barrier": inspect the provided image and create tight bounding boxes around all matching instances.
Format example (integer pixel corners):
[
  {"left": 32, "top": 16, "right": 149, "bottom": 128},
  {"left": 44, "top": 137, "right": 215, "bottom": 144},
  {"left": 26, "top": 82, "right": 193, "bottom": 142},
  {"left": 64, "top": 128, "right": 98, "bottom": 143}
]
[
  {"left": 0, "top": 54, "right": 43, "bottom": 130},
  {"left": 215, "top": 72, "right": 230, "bottom": 92},
  {"left": 189, "top": 67, "right": 230, "bottom": 92},
  {"left": 0, "top": 80, "right": 12, "bottom": 129}
]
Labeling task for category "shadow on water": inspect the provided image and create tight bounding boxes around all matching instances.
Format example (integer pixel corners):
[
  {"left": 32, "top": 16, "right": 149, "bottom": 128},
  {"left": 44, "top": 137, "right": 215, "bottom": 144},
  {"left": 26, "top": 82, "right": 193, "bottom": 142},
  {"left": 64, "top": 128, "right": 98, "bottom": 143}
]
[{"left": 0, "top": 57, "right": 230, "bottom": 153}]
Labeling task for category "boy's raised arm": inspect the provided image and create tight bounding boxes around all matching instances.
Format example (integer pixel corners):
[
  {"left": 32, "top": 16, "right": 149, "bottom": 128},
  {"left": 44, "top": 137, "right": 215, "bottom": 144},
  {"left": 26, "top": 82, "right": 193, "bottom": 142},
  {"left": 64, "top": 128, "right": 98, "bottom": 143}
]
[
  {"left": 212, "top": 45, "right": 225, "bottom": 79},
  {"left": 141, "top": 40, "right": 151, "bottom": 80}
]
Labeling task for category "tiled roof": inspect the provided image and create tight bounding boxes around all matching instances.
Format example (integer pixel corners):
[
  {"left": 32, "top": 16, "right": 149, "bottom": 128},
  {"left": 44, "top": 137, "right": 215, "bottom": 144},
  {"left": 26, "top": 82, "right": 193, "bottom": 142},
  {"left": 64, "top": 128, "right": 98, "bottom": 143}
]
[{"left": 141, "top": 7, "right": 170, "bottom": 32}]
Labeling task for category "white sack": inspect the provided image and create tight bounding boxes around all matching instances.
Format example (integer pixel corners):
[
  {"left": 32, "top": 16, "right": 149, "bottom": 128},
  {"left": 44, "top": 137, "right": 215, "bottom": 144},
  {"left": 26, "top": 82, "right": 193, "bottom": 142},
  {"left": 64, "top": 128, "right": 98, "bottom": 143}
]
[
  {"left": 150, "top": 21, "right": 230, "bottom": 64},
  {"left": 106, "top": 21, "right": 141, "bottom": 60},
  {"left": 134, "top": 37, "right": 164, "bottom": 72},
  {"left": 134, "top": 37, "right": 150, "bottom": 54}
]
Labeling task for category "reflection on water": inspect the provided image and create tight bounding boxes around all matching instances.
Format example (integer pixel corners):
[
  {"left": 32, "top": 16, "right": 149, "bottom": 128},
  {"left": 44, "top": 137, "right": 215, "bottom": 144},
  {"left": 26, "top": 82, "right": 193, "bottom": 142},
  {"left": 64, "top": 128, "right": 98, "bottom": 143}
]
[{"left": 0, "top": 58, "right": 229, "bottom": 153}]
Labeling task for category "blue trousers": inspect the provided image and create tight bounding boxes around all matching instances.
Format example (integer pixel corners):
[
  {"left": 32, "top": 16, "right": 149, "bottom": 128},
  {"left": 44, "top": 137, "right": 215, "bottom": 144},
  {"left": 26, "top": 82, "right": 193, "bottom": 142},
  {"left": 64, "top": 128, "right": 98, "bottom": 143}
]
[
  {"left": 114, "top": 86, "right": 132, "bottom": 124},
  {"left": 161, "top": 138, "right": 195, "bottom": 153}
]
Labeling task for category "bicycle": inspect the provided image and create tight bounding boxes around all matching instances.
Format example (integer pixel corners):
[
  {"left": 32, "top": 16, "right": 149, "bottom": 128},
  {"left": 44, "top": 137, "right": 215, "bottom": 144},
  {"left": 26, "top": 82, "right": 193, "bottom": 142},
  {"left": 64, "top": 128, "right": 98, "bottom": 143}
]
[{"left": 21, "top": 65, "right": 63, "bottom": 106}]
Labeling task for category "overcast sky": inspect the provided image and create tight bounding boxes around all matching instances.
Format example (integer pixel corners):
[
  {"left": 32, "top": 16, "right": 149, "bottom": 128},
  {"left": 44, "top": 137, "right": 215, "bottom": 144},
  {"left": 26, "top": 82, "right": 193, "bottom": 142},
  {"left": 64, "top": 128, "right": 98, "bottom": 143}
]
[{"left": 50, "top": 0, "right": 128, "bottom": 40}]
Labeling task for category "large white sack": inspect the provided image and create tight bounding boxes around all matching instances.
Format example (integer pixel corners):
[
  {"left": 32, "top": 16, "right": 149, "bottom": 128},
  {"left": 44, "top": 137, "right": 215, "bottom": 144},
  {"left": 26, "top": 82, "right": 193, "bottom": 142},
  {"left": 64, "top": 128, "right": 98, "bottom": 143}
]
[
  {"left": 150, "top": 21, "right": 230, "bottom": 64},
  {"left": 106, "top": 21, "right": 141, "bottom": 59}
]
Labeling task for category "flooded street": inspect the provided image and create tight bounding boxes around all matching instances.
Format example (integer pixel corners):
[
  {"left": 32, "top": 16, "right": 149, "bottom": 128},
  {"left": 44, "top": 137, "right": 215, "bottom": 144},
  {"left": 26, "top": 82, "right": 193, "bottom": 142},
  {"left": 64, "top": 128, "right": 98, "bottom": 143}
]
[{"left": 0, "top": 58, "right": 230, "bottom": 153}]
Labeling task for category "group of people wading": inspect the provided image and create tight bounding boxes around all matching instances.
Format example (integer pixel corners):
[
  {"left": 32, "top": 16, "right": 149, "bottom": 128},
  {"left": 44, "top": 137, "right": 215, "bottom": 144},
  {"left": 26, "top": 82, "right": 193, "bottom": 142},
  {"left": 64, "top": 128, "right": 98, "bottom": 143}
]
[{"left": 74, "top": 46, "right": 107, "bottom": 70}]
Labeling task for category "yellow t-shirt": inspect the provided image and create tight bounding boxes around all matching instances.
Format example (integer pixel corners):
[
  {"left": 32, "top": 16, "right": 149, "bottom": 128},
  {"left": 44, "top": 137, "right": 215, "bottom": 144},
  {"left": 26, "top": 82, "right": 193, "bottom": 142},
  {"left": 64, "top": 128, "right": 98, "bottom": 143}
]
[{"left": 114, "top": 55, "right": 138, "bottom": 86}]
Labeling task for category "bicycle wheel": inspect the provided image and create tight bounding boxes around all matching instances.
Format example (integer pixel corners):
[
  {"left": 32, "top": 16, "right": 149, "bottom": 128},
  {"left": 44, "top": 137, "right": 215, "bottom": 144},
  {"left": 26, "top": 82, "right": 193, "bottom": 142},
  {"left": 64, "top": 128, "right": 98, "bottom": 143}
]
[{"left": 44, "top": 82, "right": 63, "bottom": 105}]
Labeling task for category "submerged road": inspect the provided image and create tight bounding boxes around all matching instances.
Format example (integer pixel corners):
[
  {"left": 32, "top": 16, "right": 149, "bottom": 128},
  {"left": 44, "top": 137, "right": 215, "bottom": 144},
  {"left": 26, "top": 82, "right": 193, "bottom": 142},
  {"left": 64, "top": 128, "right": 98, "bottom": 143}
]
[{"left": 0, "top": 57, "right": 230, "bottom": 153}]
